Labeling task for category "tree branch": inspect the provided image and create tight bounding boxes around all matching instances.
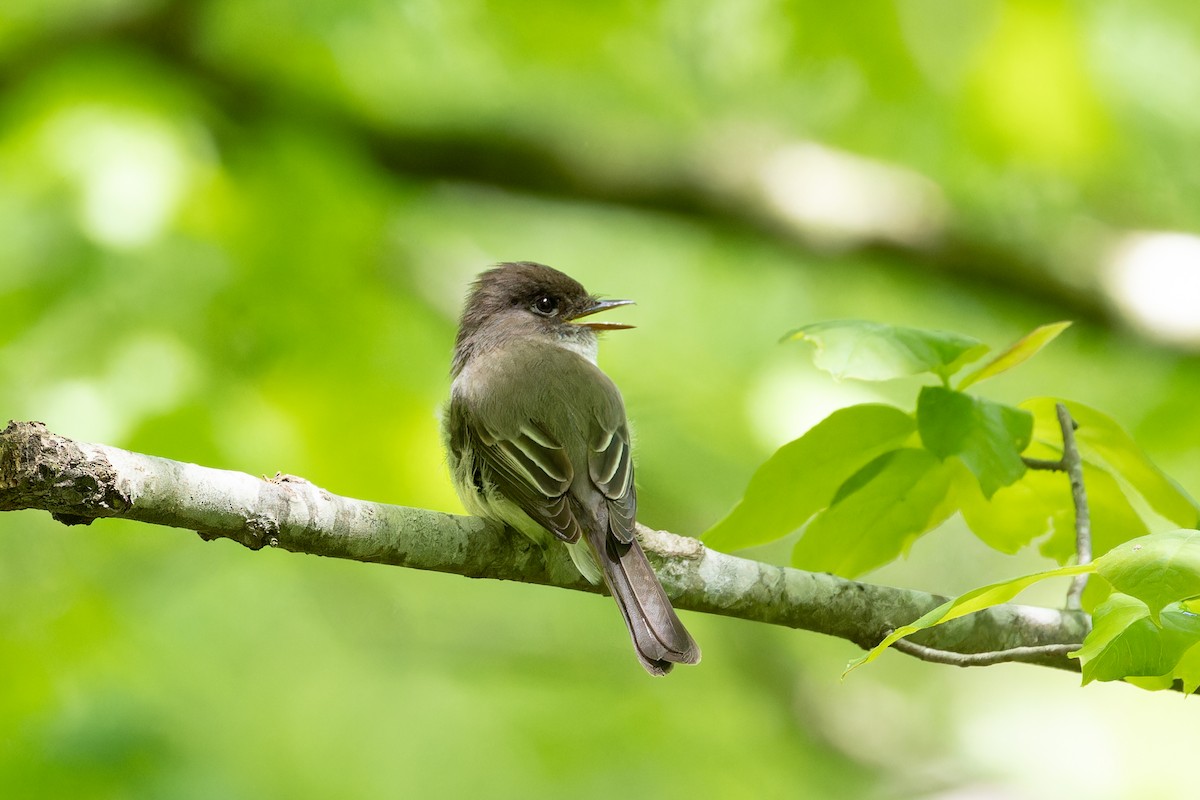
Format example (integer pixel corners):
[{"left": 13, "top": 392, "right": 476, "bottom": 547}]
[{"left": 0, "top": 420, "right": 1090, "bottom": 673}]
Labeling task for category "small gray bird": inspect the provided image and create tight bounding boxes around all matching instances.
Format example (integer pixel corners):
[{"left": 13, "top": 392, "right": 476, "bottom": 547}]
[{"left": 445, "top": 262, "right": 700, "bottom": 675}]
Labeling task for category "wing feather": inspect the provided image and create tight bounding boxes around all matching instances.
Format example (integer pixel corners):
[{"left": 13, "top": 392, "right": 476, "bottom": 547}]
[
  {"left": 589, "top": 421, "right": 636, "bottom": 544},
  {"left": 453, "top": 405, "right": 582, "bottom": 542}
]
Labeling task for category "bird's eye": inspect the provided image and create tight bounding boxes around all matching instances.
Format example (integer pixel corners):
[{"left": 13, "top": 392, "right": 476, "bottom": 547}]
[{"left": 532, "top": 295, "right": 559, "bottom": 316}]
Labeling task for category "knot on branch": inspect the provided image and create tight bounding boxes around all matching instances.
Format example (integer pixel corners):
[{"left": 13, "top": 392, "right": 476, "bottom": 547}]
[
  {"left": 195, "top": 509, "right": 282, "bottom": 551},
  {"left": 0, "top": 420, "right": 131, "bottom": 520}
]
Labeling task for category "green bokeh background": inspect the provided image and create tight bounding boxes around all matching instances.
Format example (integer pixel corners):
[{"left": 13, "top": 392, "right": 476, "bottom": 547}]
[{"left": 4, "top": 2, "right": 1200, "bottom": 798}]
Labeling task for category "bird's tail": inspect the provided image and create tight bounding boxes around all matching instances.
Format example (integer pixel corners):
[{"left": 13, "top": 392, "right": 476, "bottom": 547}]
[{"left": 583, "top": 525, "right": 701, "bottom": 676}]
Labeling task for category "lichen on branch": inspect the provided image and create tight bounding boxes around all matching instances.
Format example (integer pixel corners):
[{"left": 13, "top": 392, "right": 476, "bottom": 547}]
[{"left": 0, "top": 420, "right": 1090, "bottom": 673}]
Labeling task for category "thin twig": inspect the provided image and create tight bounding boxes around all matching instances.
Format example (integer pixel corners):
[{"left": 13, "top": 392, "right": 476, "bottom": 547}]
[
  {"left": 868, "top": 400, "right": 1099, "bottom": 674},
  {"left": 1056, "top": 403, "right": 1092, "bottom": 610},
  {"left": 1020, "top": 406, "right": 1093, "bottom": 610},
  {"left": 891, "top": 638, "right": 1081, "bottom": 667}
]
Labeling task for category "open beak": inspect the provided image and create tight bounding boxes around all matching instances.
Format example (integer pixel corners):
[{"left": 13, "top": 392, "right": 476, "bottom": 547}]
[{"left": 567, "top": 298, "right": 636, "bottom": 331}]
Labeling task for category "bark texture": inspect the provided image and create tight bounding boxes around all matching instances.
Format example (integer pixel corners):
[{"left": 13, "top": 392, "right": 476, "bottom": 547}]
[{"left": 0, "top": 420, "right": 1091, "bottom": 672}]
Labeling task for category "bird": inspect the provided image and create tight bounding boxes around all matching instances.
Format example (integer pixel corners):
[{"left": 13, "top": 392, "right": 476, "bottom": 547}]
[{"left": 444, "top": 261, "right": 700, "bottom": 675}]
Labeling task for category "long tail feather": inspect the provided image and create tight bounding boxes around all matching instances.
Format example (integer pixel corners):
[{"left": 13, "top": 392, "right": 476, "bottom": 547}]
[{"left": 583, "top": 525, "right": 701, "bottom": 675}]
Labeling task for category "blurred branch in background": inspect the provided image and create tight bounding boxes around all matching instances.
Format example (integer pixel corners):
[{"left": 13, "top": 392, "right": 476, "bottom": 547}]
[
  {"left": 6, "top": 0, "right": 1200, "bottom": 345},
  {"left": 0, "top": 420, "right": 1091, "bottom": 674}
]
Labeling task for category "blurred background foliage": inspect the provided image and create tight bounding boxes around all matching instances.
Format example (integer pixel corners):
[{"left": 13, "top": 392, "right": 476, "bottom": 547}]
[{"left": 3, "top": 1, "right": 1200, "bottom": 797}]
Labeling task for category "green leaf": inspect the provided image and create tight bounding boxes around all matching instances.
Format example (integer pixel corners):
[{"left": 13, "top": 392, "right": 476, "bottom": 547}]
[
  {"left": 1072, "top": 593, "right": 1200, "bottom": 688},
  {"left": 956, "top": 321, "right": 1072, "bottom": 390},
  {"left": 786, "top": 320, "right": 988, "bottom": 383},
  {"left": 1173, "top": 641, "right": 1200, "bottom": 694},
  {"left": 1037, "top": 464, "right": 1149, "bottom": 565},
  {"left": 792, "top": 448, "right": 959, "bottom": 577},
  {"left": 958, "top": 467, "right": 1066, "bottom": 554},
  {"left": 1071, "top": 594, "right": 1151, "bottom": 682},
  {"left": 917, "top": 386, "right": 1032, "bottom": 498},
  {"left": 1023, "top": 398, "right": 1200, "bottom": 529},
  {"left": 846, "top": 561, "right": 1094, "bottom": 674},
  {"left": 1094, "top": 529, "right": 1200, "bottom": 622},
  {"left": 959, "top": 457, "right": 1152, "bottom": 574},
  {"left": 703, "top": 405, "right": 916, "bottom": 551}
]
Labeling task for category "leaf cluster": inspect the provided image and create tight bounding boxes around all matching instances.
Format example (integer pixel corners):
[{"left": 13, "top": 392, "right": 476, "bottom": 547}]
[{"left": 704, "top": 320, "right": 1200, "bottom": 690}]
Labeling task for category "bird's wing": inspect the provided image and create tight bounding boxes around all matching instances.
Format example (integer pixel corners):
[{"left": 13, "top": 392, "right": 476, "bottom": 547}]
[
  {"left": 452, "top": 401, "right": 582, "bottom": 543},
  {"left": 588, "top": 418, "right": 637, "bottom": 545}
]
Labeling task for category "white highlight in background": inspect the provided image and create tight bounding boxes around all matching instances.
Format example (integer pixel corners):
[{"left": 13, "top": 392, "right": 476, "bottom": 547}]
[
  {"left": 41, "top": 107, "right": 194, "bottom": 249},
  {"left": 1104, "top": 231, "right": 1200, "bottom": 347},
  {"left": 759, "top": 142, "right": 949, "bottom": 250}
]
